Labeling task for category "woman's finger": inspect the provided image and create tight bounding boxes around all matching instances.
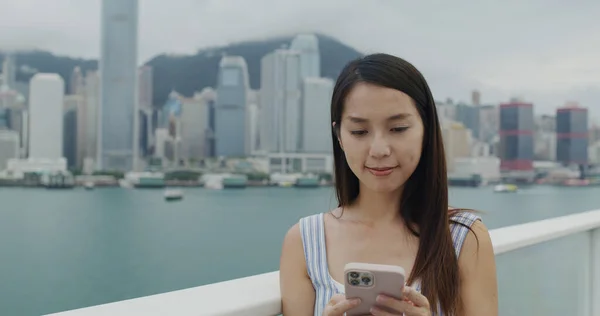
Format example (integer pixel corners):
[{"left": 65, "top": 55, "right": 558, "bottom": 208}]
[
  {"left": 326, "top": 295, "right": 361, "bottom": 316},
  {"left": 402, "top": 286, "right": 430, "bottom": 308},
  {"left": 371, "top": 304, "right": 422, "bottom": 315},
  {"left": 327, "top": 294, "right": 346, "bottom": 306},
  {"left": 375, "top": 295, "right": 419, "bottom": 314}
]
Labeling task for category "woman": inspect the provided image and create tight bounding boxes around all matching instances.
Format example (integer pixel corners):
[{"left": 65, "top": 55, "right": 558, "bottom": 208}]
[{"left": 279, "top": 53, "right": 498, "bottom": 315}]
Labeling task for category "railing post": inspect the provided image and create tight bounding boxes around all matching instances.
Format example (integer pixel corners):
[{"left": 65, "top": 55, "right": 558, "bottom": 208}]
[{"left": 591, "top": 227, "right": 600, "bottom": 316}]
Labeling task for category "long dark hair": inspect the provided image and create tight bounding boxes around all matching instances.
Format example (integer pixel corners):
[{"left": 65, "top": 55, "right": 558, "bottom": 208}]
[{"left": 331, "top": 53, "right": 460, "bottom": 314}]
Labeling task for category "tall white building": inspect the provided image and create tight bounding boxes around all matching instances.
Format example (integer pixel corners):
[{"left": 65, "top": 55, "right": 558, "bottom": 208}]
[
  {"left": 99, "top": 0, "right": 139, "bottom": 171},
  {"left": 260, "top": 49, "right": 302, "bottom": 153},
  {"left": 0, "top": 130, "right": 19, "bottom": 170},
  {"left": 28, "top": 73, "right": 65, "bottom": 160},
  {"left": 301, "top": 77, "right": 334, "bottom": 153},
  {"left": 290, "top": 34, "right": 320, "bottom": 79}
]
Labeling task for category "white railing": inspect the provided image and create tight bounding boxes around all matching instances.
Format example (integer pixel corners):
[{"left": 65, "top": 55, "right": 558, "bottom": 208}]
[{"left": 47, "top": 209, "right": 600, "bottom": 316}]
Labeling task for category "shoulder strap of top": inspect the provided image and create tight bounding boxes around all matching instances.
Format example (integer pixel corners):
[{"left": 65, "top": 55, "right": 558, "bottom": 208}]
[
  {"left": 299, "top": 213, "right": 328, "bottom": 286},
  {"left": 449, "top": 210, "right": 482, "bottom": 258}
]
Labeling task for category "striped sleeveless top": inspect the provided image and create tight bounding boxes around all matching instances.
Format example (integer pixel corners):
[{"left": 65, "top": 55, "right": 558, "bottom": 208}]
[{"left": 299, "top": 211, "right": 481, "bottom": 316}]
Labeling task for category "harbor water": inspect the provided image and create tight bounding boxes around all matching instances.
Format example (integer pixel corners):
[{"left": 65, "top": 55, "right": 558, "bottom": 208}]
[{"left": 0, "top": 185, "right": 598, "bottom": 315}]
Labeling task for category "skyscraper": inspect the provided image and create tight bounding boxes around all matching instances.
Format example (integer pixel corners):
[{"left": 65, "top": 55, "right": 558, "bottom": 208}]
[
  {"left": 2, "top": 53, "right": 16, "bottom": 89},
  {"left": 290, "top": 34, "right": 320, "bottom": 79},
  {"left": 180, "top": 93, "right": 209, "bottom": 161},
  {"left": 556, "top": 104, "right": 588, "bottom": 166},
  {"left": 137, "top": 66, "right": 153, "bottom": 158},
  {"left": 471, "top": 90, "right": 481, "bottom": 106},
  {"left": 138, "top": 65, "right": 153, "bottom": 110},
  {"left": 300, "top": 77, "right": 333, "bottom": 153},
  {"left": 499, "top": 101, "right": 535, "bottom": 182},
  {"left": 63, "top": 103, "right": 78, "bottom": 169},
  {"left": 260, "top": 49, "right": 302, "bottom": 153},
  {"left": 0, "top": 107, "right": 8, "bottom": 129},
  {"left": 84, "top": 71, "right": 100, "bottom": 166},
  {"left": 214, "top": 56, "right": 249, "bottom": 157},
  {"left": 478, "top": 105, "right": 499, "bottom": 144},
  {"left": 441, "top": 121, "right": 472, "bottom": 172},
  {"left": 29, "top": 73, "right": 65, "bottom": 160},
  {"left": 200, "top": 87, "right": 217, "bottom": 157},
  {"left": 0, "top": 130, "right": 19, "bottom": 170},
  {"left": 70, "top": 66, "right": 85, "bottom": 95},
  {"left": 99, "top": 0, "right": 138, "bottom": 171},
  {"left": 455, "top": 103, "right": 480, "bottom": 141}
]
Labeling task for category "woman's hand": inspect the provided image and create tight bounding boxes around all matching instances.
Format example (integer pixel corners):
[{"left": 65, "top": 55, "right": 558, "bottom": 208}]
[
  {"left": 370, "top": 286, "right": 431, "bottom": 316},
  {"left": 323, "top": 294, "right": 361, "bottom": 316}
]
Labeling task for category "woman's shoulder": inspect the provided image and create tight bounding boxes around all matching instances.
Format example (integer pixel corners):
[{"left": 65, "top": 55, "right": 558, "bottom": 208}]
[
  {"left": 298, "top": 212, "right": 325, "bottom": 223},
  {"left": 448, "top": 207, "right": 482, "bottom": 228}
]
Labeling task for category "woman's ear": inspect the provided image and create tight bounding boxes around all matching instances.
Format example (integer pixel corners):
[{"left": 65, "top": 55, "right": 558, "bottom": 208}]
[{"left": 332, "top": 121, "right": 343, "bottom": 151}]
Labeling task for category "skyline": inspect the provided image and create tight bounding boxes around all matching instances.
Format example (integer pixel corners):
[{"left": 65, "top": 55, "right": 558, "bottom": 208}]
[{"left": 0, "top": 0, "right": 599, "bottom": 116}]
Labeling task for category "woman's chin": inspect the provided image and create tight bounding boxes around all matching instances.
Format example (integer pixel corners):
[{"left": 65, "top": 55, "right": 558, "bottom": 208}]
[{"left": 361, "top": 179, "right": 404, "bottom": 194}]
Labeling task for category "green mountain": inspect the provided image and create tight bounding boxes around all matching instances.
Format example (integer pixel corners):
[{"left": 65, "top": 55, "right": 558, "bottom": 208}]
[
  {"left": 1, "top": 34, "right": 363, "bottom": 107},
  {"left": 4, "top": 50, "right": 98, "bottom": 87}
]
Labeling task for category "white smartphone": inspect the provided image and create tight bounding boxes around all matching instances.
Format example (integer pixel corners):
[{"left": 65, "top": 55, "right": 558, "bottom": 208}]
[{"left": 344, "top": 262, "right": 406, "bottom": 316}]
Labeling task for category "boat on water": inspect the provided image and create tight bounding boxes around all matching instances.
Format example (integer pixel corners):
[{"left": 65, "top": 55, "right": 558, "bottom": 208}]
[
  {"left": 204, "top": 178, "right": 224, "bottom": 190},
  {"left": 123, "top": 172, "right": 166, "bottom": 189},
  {"left": 84, "top": 181, "right": 95, "bottom": 190},
  {"left": 222, "top": 174, "right": 248, "bottom": 188},
  {"left": 270, "top": 173, "right": 320, "bottom": 188},
  {"left": 41, "top": 172, "right": 75, "bottom": 189},
  {"left": 493, "top": 184, "right": 518, "bottom": 193},
  {"left": 448, "top": 174, "right": 483, "bottom": 187},
  {"left": 118, "top": 178, "right": 133, "bottom": 189},
  {"left": 164, "top": 189, "right": 184, "bottom": 201}
]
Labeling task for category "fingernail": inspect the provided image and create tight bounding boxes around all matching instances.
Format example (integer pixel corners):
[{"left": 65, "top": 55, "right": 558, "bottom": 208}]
[
  {"left": 376, "top": 295, "right": 387, "bottom": 303},
  {"left": 351, "top": 298, "right": 361, "bottom": 305},
  {"left": 370, "top": 307, "right": 381, "bottom": 315}
]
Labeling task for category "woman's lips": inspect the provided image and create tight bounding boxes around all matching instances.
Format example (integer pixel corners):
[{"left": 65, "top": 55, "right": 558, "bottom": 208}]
[{"left": 365, "top": 166, "right": 396, "bottom": 176}]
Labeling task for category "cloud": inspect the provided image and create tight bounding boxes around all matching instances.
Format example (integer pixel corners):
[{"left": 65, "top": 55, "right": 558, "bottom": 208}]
[{"left": 0, "top": 0, "right": 598, "bottom": 115}]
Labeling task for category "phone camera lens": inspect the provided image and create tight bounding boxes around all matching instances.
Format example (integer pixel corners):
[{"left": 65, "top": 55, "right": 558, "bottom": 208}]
[
  {"left": 361, "top": 276, "right": 371, "bottom": 284},
  {"left": 350, "top": 279, "right": 360, "bottom": 286},
  {"left": 349, "top": 272, "right": 359, "bottom": 278}
]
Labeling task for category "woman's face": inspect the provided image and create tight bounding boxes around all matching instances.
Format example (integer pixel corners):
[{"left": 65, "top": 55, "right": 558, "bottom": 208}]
[{"left": 336, "top": 82, "right": 424, "bottom": 194}]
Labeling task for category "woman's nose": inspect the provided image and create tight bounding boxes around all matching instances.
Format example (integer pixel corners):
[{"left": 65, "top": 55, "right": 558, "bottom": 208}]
[{"left": 369, "top": 135, "right": 391, "bottom": 158}]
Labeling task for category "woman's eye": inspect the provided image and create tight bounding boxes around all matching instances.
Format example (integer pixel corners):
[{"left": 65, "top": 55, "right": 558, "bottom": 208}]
[
  {"left": 350, "top": 130, "right": 367, "bottom": 136},
  {"left": 391, "top": 127, "right": 409, "bottom": 133}
]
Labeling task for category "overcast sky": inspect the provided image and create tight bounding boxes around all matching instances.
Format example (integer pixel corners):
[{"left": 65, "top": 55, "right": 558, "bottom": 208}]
[{"left": 1, "top": 0, "right": 599, "bottom": 117}]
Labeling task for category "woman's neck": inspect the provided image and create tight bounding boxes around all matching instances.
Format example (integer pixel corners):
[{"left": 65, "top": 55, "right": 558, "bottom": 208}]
[{"left": 344, "top": 186, "right": 403, "bottom": 224}]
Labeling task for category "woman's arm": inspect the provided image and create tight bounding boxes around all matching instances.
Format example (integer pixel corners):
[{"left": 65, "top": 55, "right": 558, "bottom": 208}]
[
  {"left": 280, "top": 223, "right": 316, "bottom": 315},
  {"left": 459, "top": 220, "right": 499, "bottom": 315}
]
